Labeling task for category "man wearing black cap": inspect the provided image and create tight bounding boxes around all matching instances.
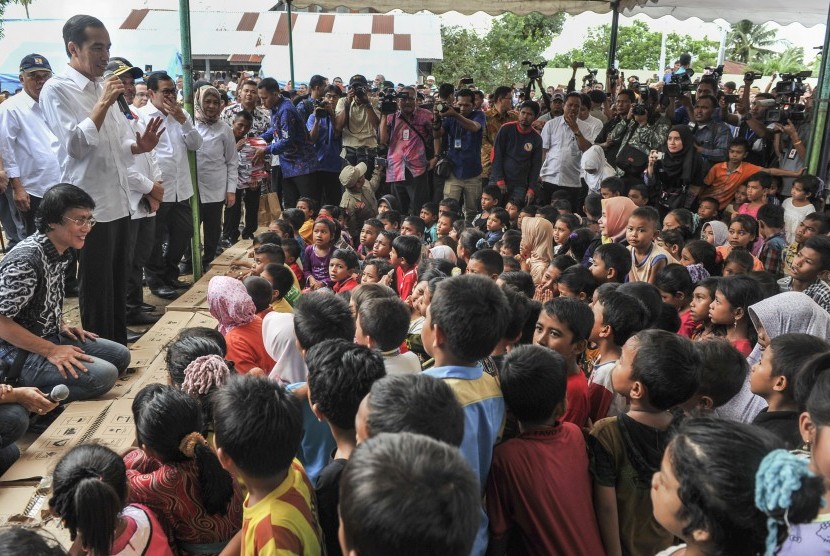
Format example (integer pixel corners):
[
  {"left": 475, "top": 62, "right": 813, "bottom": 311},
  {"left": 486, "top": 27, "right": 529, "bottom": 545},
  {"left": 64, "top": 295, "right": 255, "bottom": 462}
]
[
  {"left": 40, "top": 15, "right": 164, "bottom": 345},
  {"left": 335, "top": 74, "right": 381, "bottom": 178},
  {"left": 0, "top": 54, "right": 60, "bottom": 238}
]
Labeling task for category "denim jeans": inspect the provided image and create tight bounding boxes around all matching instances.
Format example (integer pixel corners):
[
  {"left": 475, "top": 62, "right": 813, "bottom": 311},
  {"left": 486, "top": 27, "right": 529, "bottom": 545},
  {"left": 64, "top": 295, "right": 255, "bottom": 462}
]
[
  {"left": 17, "top": 335, "right": 130, "bottom": 402},
  {"left": 0, "top": 404, "right": 28, "bottom": 475}
]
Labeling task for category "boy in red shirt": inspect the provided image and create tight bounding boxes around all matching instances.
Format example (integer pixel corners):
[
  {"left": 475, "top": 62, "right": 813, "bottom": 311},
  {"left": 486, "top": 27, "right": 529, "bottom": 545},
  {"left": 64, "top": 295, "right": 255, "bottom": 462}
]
[{"left": 388, "top": 235, "right": 421, "bottom": 301}]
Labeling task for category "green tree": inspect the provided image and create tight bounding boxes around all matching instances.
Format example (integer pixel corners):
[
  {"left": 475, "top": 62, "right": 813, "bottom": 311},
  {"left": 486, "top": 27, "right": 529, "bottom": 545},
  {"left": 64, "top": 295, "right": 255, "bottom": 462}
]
[
  {"left": 432, "top": 12, "right": 566, "bottom": 92},
  {"left": 0, "top": 0, "right": 33, "bottom": 39},
  {"left": 810, "top": 53, "right": 822, "bottom": 75},
  {"left": 726, "top": 20, "right": 778, "bottom": 64},
  {"left": 748, "top": 46, "right": 809, "bottom": 75},
  {"left": 550, "top": 21, "right": 718, "bottom": 73}
]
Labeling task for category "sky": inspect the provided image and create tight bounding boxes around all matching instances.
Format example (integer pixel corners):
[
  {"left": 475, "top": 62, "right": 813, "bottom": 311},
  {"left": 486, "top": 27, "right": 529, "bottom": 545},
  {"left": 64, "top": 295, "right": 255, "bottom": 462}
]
[{"left": 3, "top": 0, "right": 826, "bottom": 64}]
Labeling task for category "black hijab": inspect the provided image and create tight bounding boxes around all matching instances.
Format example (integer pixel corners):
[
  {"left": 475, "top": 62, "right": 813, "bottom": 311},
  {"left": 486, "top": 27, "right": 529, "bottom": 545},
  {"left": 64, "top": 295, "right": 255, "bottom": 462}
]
[{"left": 660, "top": 125, "right": 702, "bottom": 185}]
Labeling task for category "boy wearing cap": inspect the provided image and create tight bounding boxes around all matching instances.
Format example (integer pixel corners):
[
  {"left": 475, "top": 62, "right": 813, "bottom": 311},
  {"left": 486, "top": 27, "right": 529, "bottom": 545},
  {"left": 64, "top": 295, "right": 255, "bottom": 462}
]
[
  {"left": 0, "top": 53, "right": 60, "bottom": 238},
  {"left": 339, "top": 162, "right": 382, "bottom": 240}
]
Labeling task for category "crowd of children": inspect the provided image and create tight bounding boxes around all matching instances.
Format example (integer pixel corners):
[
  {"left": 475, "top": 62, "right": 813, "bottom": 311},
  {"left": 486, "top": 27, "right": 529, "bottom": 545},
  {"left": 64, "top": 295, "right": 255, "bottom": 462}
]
[{"left": 9, "top": 158, "right": 830, "bottom": 556}]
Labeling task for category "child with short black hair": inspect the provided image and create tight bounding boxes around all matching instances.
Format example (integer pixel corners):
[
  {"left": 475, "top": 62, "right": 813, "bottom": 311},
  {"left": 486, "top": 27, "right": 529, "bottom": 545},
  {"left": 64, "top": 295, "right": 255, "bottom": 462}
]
[
  {"left": 738, "top": 171, "right": 771, "bottom": 219},
  {"left": 281, "top": 208, "right": 307, "bottom": 248},
  {"left": 356, "top": 297, "right": 422, "bottom": 375},
  {"left": 306, "top": 339, "right": 386, "bottom": 556},
  {"left": 505, "top": 199, "right": 522, "bottom": 229},
  {"left": 589, "top": 242, "right": 632, "bottom": 284},
  {"left": 782, "top": 211, "right": 830, "bottom": 276},
  {"left": 467, "top": 248, "right": 504, "bottom": 280},
  {"left": 662, "top": 208, "right": 696, "bottom": 242},
  {"left": 660, "top": 228, "right": 685, "bottom": 262},
  {"left": 689, "top": 276, "right": 722, "bottom": 341},
  {"left": 296, "top": 197, "right": 317, "bottom": 244},
  {"left": 724, "top": 182, "right": 748, "bottom": 218},
  {"left": 588, "top": 290, "right": 650, "bottom": 422},
  {"left": 757, "top": 203, "right": 788, "bottom": 276},
  {"left": 627, "top": 182, "right": 649, "bottom": 207},
  {"left": 484, "top": 207, "right": 509, "bottom": 246},
  {"left": 497, "top": 229, "right": 521, "bottom": 258},
  {"left": 436, "top": 211, "right": 455, "bottom": 240},
  {"left": 751, "top": 333, "right": 830, "bottom": 449},
  {"left": 372, "top": 229, "right": 398, "bottom": 261},
  {"left": 557, "top": 265, "right": 596, "bottom": 302},
  {"left": 262, "top": 263, "right": 296, "bottom": 313},
  {"left": 401, "top": 215, "right": 426, "bottom": 240},
  {"left": 553, "top": 213, "right": 581, "bottom": 255},
  {"left": 600, "top": 176, "right": 623, "bottom": 199},
  {"left": 473, "top": 185, "right": 502, "bottom": 231},
  {"left": 328, "top": 248, "right": 359, "bottom": 293},
  {"left": 339, "top": 433, "right": 480, "bottom": 556},
  {"left": 518, "top": 204, "right": 537, "bottom": 229},
  {"left": 379, "top": 208, "right": 402, "bottom": 230},
  {"left": 422, "top": 274, "right": 511, "bottom": 555},
  {"left": 243, "top": 276, "right": 274, "bottom": 317},
  {"left": 628, "top": 206, "right": 671, "bottom": 283},
  {"left": 534, "top": 297, "right": 594, "bottom": 428},
  {"left": 281, "top": 237, "right": 303, "bottom": 283},
  {"left": 420, "top": 202, "right": 439, "bottom": 243},
  {"left": 486, "top": 345, "right": 605, "bottom": 555},
  {"left": 590, "top": 329, "right": 701, "bottom": 556},
  {"left": 320, "top": 205, "right": 353, "bottom": 249},
  {"left": 213, "top": 375, "right": 323, "bottom": 554},
  {"left": 723, "top": 248, "right": 755, "bottom": 276},
  {"left": 561, "top": 227, "right": 594, "bottom": 263},
  {"left": 360, "top": 257, "right": 394, "bottom": 284},
  {"left": 439, "top": 197, "right": 462, "bottom": 218},
  {"left": 389, "top": 235, "right": 422, "bottom": 301},
  {"left": 782, "top": 174, "right": 819, "bottom": 243},
  {"left": 682, "top": 338, "right": 747, "bottom": 415},
  {"left": 457, "top": 228, "right": 485, "bottom": 268},
  {"left": 710, "top": 274, "right": 765, "bottom": 356},
  {"left": 270, "top": 218, "right": 295, "bottom": 241},
  {"left": 696, "top": 196, "right": 720, "bottom": 236},
  {"left": 252, "top": 243, "right": 285, "bottom": 276},
  {"left": 778, "top": 235, "right": 830, "bottom": 313},
  {"left": 356, "top": 373, "right": 464, "bottom": 446},
  {"left": 654, "top": 263, "right": 695, "bottom": 337},
  {"left": 716, "top": 214, "right": 764, "bottom": 271},
  {"left": 680, "top": 239, "right": 720, "bottom": 277},
  {"left": 357, "top": 218, "right": 384, "bottom": 260}
]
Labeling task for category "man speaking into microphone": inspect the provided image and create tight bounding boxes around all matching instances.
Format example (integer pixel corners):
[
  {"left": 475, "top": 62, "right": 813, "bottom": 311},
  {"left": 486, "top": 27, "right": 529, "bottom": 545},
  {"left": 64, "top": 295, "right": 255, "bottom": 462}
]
[{"left": 40, "top": 15, "right": 164, "bottom": 346}]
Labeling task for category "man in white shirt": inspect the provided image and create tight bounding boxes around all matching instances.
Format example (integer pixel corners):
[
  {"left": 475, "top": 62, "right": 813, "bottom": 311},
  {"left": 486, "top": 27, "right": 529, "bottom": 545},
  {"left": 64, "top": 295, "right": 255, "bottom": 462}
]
[
  {"left": 138, "top": 71, "right": 202, "bottom": 298},
  {"left": 40, "top": 15, "right": 163, "bottom": 345},
  {"left": 106, "top": 59, "right": 164, "bottom": 325},
  {"left": 539, "top": 92, "right": 602, "bottom": 211},
  {"left": 131, "top": 82, "right": 148, "bottom": 110},
  {"left": 0, "top": 54, "right": 61, "bottom": 237}
]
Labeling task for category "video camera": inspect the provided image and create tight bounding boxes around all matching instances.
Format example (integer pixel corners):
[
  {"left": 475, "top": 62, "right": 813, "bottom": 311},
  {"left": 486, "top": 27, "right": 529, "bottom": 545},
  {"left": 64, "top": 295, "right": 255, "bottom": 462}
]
[
  {"left": 522, "top": 60, "right": 547, "bottom": 80},
  {"left": 744, "top": 71, "right": 763, "bottom": 82},
  {"left": 764, "top": 70, "right": 811, "bottom": 126},
  {"left": 775, "top": 71, "right": 812, "bottom": 98},
  {"left": 704, "top": 65, "right": 724, "bottom": 79},
  {"left": 582, "top": 69, "right": 599, "bottom": 86},
  {"left": 377, "top": 90, "right": 410, "bottom": 115},
  {"left": 663, "top": 69, "right": 696, "bottom": 97}
]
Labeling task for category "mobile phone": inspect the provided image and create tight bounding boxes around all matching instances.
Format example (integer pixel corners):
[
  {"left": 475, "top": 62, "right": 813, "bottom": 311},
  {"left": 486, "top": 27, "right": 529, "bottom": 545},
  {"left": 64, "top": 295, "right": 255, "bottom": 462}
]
[{"left": 655, "top": 152, "right": 664, "bottom": 161}]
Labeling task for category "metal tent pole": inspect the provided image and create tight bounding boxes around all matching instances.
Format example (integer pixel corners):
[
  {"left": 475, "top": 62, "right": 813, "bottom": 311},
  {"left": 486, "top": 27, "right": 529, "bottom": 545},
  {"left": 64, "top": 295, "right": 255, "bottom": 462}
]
[{"left": 806, "top": 6, "right": 830, "bottom": 180}]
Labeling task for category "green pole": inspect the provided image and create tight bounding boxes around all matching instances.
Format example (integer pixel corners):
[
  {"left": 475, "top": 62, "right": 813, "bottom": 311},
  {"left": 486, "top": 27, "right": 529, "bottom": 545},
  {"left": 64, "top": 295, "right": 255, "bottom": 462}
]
[
  {"left": 179, "top": 0, "right": 203, "bottom": 281},
  {"left": 806, "top": 6, "right": 830, "bottom": 176},
  {"left": 287, "top": 0, "right": 295, "bottom": 86}
]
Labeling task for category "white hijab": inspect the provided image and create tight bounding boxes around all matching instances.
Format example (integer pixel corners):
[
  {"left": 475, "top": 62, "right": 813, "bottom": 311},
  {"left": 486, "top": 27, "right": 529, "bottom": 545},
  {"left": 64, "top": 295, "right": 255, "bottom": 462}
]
[
  {"left": 261, "top": 312, "right": 308, "bottom": 384},
  {"left": 580, "top": 145, "right": 617, "bottom": 192}
]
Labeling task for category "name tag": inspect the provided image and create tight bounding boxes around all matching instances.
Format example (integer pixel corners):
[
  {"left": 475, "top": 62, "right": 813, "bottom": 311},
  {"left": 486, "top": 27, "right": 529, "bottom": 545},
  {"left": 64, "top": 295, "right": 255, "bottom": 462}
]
[
  {"left": 281, "top": 129, "right": 290, "bottom": 140},
  {"left": 402, "top": 129, "right": 410, "bottom": 141},
  {"left": 788, "top": 149, "right": 798, "bottom": 160},
  {"left": 454, "top": 138, "right": 462, "bottom": 149}
]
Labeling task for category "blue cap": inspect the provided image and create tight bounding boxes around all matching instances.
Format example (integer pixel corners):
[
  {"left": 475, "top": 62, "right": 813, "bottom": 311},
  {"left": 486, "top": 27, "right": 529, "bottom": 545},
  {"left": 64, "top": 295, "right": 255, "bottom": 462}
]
[{"left": 20, "top": 54, "right": 52, "bottom": 74}]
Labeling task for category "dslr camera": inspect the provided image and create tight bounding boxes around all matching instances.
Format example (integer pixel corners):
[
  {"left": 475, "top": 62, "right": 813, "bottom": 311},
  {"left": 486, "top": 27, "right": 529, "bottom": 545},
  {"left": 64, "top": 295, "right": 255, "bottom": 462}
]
[
  {"left": 522, "top": 60, "right": 547, "bottom": 80},
  {"left": 663, "top": 69, "right": 696, "bottom": 97},
  {"left": 744, "top": 71, "right": 763, "bottom": 82},
  {"left": 377, "top": 90, "right": 410, "bottom": 115},
  {"left": 313, "top": 98, "right": 330, "bottom": 118}
]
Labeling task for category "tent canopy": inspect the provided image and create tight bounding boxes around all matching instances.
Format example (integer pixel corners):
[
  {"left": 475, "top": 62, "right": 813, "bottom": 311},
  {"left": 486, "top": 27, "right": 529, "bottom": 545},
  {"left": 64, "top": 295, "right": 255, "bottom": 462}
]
[{"left": 291, "top": 0, "right": 828, "bottom": 27}]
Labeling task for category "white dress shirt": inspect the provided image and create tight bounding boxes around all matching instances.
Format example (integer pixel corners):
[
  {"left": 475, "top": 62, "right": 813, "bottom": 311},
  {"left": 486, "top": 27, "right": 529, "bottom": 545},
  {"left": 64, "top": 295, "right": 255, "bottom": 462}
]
[
  {"left": 126, "top": 114, "right": 162, "bottom": 219},
  {"left": 540, "top": 115, "right": 602, "bottom": 188},
  {"left": 0, "top": 90, "right": 61, "bottom": 198},
  {"left": 195, "top": 120, "right": 238, "bottom": 203},
  {"left": 136, "top": 104, "right": 202, "bottom": 202},
  {"left": 39, "top": 65, "right": 134, "bottom": 222}
]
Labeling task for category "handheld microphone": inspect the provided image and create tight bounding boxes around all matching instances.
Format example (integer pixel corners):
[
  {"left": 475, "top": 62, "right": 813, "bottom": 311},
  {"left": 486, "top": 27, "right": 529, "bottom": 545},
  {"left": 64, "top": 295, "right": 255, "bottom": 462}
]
[
  {"left": 103, "top": 70, "right": 133, "bottom": 119},
  {"left": 48, "top": 384, "right": 70, "bottom": 403}
]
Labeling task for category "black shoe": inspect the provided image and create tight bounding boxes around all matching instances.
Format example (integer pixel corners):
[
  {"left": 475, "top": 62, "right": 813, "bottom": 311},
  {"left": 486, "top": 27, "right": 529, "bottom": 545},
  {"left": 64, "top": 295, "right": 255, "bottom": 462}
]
[
  {"left": 179, "top": 262, "right": 193, "bottom": 275},
  {"left": 151, "top": 286, "right": 179, "bottom": 299},
  {"left": 126, "top": 312, "right": 160, "bottom": 326},
  {"left": 169, "top": 279, "right": 190, "bottom": 290},
  {"left": 140, "top": 303, "right": 155, "bottom": 313},
  {"left": 219, "top": 238, "right": 233, "bottom": 249},
  {"left": 126, "top": 329, "right": 144, "bottom": 343}
]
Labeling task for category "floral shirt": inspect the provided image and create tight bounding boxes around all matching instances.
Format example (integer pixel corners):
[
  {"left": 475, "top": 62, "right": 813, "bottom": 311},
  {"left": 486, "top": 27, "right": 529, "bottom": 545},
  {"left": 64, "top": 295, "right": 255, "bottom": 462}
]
[{"left": 384, "top": 108, "right": 433, "bottom": 183}]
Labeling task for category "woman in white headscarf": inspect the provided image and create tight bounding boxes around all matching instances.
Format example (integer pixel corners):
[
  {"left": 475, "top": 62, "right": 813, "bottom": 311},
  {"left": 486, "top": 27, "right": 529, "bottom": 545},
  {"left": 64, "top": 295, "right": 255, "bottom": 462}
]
[
  {"left": 261, "top": 312, "right": 307, "bottom": 384},
  {"left": 580, "top": 145, "right": 617, "bottom": 193}
]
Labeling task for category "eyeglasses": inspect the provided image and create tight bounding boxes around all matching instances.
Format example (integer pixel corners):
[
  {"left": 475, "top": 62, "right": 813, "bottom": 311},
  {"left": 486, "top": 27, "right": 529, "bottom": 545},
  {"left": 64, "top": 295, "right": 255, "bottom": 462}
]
[
  {"left": 62, "top": 216, "right": 96, "bottom": 228},
  {"left": 158, "top": 88, "right": 177, "bottom": 96}
]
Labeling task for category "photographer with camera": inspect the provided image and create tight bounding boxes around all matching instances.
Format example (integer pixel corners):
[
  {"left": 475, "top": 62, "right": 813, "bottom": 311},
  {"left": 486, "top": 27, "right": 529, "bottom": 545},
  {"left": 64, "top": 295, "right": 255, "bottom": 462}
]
[
  {"left": 378, "top": 86, "right": 434, "bottom": 215},
  {"left": 673, "top": 75, "right": 720, "bottom": 125},
  {"left": 307, "top": 84, "right": 344, "bottom": 206},
  {"left": 335, "top": 74, "right": 382, "bottom": 178},
  {"left": 432, "top": 88, "right": 485, "bottom": 224},
  {"left": 296, "top": 74, "right": 327, "bottom": 123},
  {"left": 595, "top": 89, "right": 636, "bottom": 165},
  {"left": 607, "top": 94, "right": 671, "bottom": 180}
]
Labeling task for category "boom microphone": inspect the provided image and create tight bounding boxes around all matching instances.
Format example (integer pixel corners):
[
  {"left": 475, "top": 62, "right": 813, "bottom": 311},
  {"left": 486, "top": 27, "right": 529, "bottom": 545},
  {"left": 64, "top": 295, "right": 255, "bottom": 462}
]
[
  {"left": 48, "top": 384, "right": 70, "bottom": 403},
  {"left": 103, "top": 70, "right": 132, "bottom": 118}
]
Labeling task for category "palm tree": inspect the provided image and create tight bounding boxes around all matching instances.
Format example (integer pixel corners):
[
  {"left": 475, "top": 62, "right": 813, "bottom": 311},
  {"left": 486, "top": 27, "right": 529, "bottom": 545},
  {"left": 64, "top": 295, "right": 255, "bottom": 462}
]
[{"left": 727, "top": 20, "right": 778, "bottom": 64}]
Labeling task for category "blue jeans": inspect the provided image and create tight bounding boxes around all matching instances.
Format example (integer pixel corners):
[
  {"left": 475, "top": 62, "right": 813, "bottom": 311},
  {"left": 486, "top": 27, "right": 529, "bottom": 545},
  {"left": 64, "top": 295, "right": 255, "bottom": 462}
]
[
  {"left": 17, "top": 335, "right": 130, "bottom": 402},
  {"left": 0, "top": 404, "right": 28, "bottom": 475}
]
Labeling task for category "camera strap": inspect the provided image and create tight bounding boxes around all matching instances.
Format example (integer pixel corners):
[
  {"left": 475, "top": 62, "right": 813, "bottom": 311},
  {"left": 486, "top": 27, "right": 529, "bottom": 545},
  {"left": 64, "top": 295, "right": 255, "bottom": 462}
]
[{"left": 391, "top": 113, "right": 431, "bottom": 157}]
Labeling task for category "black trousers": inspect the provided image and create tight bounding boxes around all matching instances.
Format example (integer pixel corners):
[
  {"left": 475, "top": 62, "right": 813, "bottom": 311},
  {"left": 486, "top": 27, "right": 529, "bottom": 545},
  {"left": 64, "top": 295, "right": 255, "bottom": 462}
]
[
  {"left": 222, "top": 187, "right": 259, "bottom": 242},
  {"left": 392, "top": 168, "right": 430, "bottom": 216},
  {"left": 546, "top": 183, "right": 587, "bottom": 216},
  {"left": 21, "top": 195, "right": 41, "bottom": 237},
  {"left": 145, "top": 200, "right": 193, "bottom": 289},
  {"left": 126, "top": 216, "right": 156, "bottom": 314},
  {"left": 200, "top": 201, "right": 224, "bottom": 266},
  {"left": 283, "top": 173, "right": 316, "bottom": 211},
  {"left": 78, "top": 216, "right": 130, "bottom": 345},
  {"left": 317, "top": 171, "right": 343, "bottom": 207}
]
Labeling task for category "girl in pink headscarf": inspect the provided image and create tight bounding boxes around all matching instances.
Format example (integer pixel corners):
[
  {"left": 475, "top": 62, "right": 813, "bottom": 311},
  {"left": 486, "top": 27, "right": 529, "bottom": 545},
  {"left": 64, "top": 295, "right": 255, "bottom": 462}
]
[{"left": 207, "top": 276, "right": 274, "bottom": 374}]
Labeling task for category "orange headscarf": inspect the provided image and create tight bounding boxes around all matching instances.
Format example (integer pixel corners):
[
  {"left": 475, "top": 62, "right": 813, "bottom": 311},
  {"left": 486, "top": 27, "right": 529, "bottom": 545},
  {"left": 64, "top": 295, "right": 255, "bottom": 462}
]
[
  {"left": 601, "top": 197, "right": 637, "bottom": 244},
  {"left": 521, "top": 216, "right": 555, "bottom": 284}
]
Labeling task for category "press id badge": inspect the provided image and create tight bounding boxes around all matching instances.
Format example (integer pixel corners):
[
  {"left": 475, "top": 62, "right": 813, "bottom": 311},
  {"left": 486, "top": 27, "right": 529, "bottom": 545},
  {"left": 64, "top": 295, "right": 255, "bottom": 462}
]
[
  {"left": 454, "top": 138, "right": 462, "bottom": 149},
  {"left": 402, "top": 129, "right": 410, "bottom": 141}
]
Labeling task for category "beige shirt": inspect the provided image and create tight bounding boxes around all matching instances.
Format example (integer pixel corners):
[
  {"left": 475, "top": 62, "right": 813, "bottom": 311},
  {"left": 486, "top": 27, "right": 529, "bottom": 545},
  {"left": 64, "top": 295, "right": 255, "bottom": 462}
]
[{"left": 335, "top": 97, "right": 380, "bottom": 148}]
